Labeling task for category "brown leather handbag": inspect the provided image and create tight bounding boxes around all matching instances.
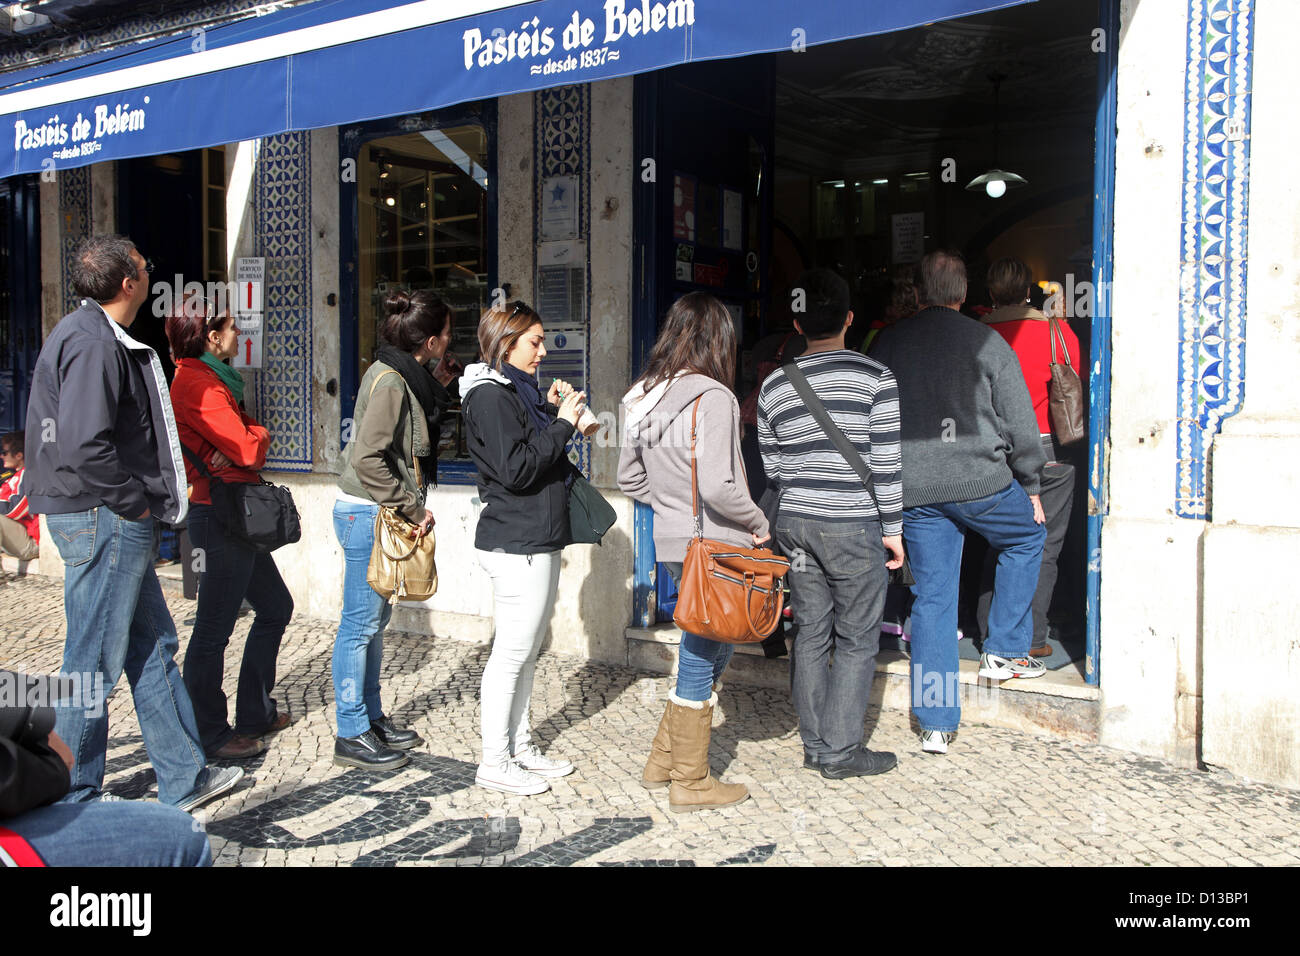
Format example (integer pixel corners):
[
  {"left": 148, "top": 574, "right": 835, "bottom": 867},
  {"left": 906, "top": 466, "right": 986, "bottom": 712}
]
[
  {"left": 672, "top": 397, "right": 791, "bottom": 644},
  {"left": 1048, "top": 314, "right": 1086, "bottom": 445}
]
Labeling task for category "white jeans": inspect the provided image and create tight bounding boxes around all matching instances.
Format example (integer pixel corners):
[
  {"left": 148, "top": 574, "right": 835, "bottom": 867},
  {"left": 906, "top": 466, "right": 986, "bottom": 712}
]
[{"left": 476, "top": 548, "right": 562, "bottom": 767}]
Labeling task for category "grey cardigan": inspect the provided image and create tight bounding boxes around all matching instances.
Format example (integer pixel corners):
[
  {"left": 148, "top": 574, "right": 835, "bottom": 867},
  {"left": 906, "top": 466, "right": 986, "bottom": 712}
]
[{"left": 617, "top": 374, "right": 768, "bottom": 563}]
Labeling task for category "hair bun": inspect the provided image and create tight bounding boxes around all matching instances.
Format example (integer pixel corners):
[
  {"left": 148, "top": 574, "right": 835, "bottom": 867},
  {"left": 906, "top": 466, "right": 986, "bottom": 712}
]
[{"left": 383, "top": 289, "right": 412, "bottom": 317}]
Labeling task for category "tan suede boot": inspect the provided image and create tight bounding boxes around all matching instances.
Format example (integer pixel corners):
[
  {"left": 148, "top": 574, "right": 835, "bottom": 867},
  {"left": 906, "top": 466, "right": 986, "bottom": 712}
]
[
  {"left": 641, "top": 702, "right": 672, "bottom": 789},
  {"left": 667, "top": 693, "right": 749, "bottom": 813}
]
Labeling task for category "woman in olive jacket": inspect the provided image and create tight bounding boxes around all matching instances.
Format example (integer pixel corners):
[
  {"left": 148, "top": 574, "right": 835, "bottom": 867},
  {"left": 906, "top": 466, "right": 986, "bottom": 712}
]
[
  {"left": 332, "top": 290, "right": 453, "bottom": 771},
  {"left": 460, "top": 301, "right": 586, "bottom": 796}
]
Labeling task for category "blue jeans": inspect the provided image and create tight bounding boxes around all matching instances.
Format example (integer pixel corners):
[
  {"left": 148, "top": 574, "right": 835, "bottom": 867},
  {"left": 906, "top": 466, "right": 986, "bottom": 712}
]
[
  {"left": 183, "top": 503, "right": 293, "bottom": 753},
  {"left": 3, "top": 800, "right": 212, "bottom": 866},
  {"left": 45, "top": 508, "right": 208, "bottom": 806},
  {"left": 332, "top": 501, "right": 391, "bottom": 738},
  {"left": 663, "top": 563, "right": 734, "bottom": 702},
  {"left": 903, "top": 482, "right": 1045, "bottom": 733},
  {"left": 776, "top": 516, "right": 888, "bottom": 763}
]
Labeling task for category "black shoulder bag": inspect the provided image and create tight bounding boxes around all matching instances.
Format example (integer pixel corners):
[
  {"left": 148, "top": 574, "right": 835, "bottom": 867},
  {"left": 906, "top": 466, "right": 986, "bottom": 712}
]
[
  {"left": 567, "top": 464, "right": 616, "bottom": 545},
  {"left": 181, "top": 445, "right": 301, "bottom": 554},
  {"left": 781, "top": 361, "right": 914, "bottom": 587}
]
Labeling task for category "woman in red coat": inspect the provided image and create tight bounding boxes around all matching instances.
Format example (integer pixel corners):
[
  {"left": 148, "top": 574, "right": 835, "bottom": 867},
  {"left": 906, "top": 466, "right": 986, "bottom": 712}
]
[
  {"left": 166, "top": 300, "right": 293, "bottom": 760},
  {"left": 982, "top": 258, "right": 1082, "bottom": 657}
]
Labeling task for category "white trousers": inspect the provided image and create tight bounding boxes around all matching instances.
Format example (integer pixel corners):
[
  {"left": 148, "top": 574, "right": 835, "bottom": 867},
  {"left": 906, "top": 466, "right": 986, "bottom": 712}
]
[{"left": 476, "top": 549, "right": 562, "bottom": 767}]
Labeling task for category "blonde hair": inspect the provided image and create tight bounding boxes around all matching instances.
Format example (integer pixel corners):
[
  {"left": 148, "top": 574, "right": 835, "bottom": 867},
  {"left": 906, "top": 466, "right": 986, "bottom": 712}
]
[{"left": 477, "top": 301, "right": 541, "bottom": 370}]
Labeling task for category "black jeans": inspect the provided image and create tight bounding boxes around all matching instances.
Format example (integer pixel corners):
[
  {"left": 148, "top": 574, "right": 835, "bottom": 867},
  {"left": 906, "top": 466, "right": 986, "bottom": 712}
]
[
  {"left": 776, "top": 516, "right": 887, "bottom": 763},
  {"left": 182, "top": 502, "right": 293, "bottom": 753}
]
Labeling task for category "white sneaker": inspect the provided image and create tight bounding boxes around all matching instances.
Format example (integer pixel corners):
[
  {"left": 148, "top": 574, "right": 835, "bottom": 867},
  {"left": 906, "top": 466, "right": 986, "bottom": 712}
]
[
  {"left": 475, "top": 760, "right": 550, "bottom": 795},
  {"left": 921, "top": 730, "right": 954, "bottom": 755},
  {"left": 511, "top": 744, "right": 574, "bottom": 778},
  {"left": 978, "top": 652, "right": 1046, "bottom": 680}
]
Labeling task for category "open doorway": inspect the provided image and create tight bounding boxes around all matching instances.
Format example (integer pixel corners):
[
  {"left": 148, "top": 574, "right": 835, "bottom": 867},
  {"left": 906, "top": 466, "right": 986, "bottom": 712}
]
[{"left": 634, "top": 0, "right": 1107, "bottom": 681}]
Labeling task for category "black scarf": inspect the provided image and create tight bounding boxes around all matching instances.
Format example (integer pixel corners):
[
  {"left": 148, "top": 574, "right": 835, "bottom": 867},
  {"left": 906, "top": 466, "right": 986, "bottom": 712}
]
[
  {"left": 376, "top": 345, "right": 451, "bottom": 485},
  {"left": 500, "top": 362, "right": 574, "bottom": 489}
]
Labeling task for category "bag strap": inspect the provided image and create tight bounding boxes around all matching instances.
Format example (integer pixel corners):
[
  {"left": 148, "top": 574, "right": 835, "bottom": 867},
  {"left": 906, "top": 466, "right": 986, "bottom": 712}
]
[
  {"left": 1048, "top": 314, "right": 1073, "bottom": 371},
  {"left": 688, "top": 396, "right": 703, "bottom": 539},
  {"left": 180, "top": 442, "right": 217, "bottom": 482},
  {"left": 368, "top": 367, "right": 422, "bottom": 489},
  {"left": 180, "top": 442, "right": 209, "bottom": 477},
  {"left": 781, "top": 360, "right": 879, "bottom": 511}
]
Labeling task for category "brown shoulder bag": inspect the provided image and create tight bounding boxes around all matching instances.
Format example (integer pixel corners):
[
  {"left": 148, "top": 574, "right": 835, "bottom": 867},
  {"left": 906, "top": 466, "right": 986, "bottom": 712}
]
[
  {"left": 672, "top": 397, "right": 791, "bottom": 644},
  {"left": 1047, "top": 314, "right": 1086, "bottom": 445}
]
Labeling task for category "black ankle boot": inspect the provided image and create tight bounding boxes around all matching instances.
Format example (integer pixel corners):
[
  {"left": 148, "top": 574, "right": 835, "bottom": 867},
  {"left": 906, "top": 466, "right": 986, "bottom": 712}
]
[
  {"left": 370, "top": 715, "right": 423, "bottom": 751},
  {"left": 334, "top": 730, "right": 409, "bottom": 770}
]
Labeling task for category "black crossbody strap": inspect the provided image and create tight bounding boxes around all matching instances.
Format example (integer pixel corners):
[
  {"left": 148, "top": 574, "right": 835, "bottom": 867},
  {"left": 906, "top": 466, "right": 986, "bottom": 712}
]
[
  {"left": 781, "top": 360, "right": 878, "bottom": 511},
  {"left": 180, "top": 442, "right": 215, "bottom": 480}
]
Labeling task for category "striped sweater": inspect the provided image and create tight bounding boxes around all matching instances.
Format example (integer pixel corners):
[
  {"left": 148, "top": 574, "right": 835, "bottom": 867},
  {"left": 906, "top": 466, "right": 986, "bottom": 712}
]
[{"left": 756, "top": 350, "right": 903, "bottom": 535}]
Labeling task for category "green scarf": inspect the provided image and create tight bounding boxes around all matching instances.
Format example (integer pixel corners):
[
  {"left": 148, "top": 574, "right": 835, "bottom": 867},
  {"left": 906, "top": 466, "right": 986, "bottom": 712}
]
[{"left": 201, "top": 352, "right": 245, "bottom": 403}]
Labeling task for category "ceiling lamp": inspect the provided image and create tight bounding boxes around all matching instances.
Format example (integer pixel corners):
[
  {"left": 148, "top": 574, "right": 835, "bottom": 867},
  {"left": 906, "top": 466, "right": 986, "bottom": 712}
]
[
  {"left": 966, "top": 72, "right": 1027, "bottom": 199},
  {"left": 966, "top": 169, "right": 1027, "bottom": 199}
]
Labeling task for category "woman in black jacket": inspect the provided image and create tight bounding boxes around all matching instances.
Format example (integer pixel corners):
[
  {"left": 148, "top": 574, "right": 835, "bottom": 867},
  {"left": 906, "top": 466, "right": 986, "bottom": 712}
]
[{"left": 460, "top": 302, "right": 586, "bottom": 795}]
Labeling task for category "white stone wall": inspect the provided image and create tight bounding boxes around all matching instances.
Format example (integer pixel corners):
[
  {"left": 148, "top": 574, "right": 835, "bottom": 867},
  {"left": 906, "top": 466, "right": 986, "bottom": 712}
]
[
  {"left": 1200, "top": 0, "right": 1300, "bottom": 788},
  {"left": 1103, "top": 0, "right": 1300, "bottom": 789},
  {"left": 1102, "top": 0, "right": 1204, "bottom": 766}
]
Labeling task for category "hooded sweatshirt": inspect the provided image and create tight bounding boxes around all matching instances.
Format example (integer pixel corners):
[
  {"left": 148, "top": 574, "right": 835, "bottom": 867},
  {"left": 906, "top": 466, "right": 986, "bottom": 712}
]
[{"left": 617, "top": 373, "right": 767, "bottom": 564}]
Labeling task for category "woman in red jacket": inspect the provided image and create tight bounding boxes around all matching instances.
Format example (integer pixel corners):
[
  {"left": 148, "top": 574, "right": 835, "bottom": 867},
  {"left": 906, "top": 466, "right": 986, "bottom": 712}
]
[
  {"left": 166, "top": 300, "right": 293, "bottom": 760},
  {"left": 982, "top": 258, "right": 1082, "bottom": 657}
]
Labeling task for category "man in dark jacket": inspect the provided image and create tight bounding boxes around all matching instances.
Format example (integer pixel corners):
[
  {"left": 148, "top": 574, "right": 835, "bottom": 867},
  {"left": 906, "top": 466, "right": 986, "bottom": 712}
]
[
  {"left": 23, "top": 235, "right": 240, "bottom": 812},
  {"left": 871, "top": 250, "right": 1047, "bottom": 757},
  {"left": 1, "top": 669, "right": 210, "bottom": 866}
]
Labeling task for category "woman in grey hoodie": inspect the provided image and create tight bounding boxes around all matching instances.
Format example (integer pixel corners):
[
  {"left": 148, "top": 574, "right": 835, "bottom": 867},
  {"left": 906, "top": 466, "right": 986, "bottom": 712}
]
[{"left": 617, "top": 292, "right": 769, "bottom": 812}]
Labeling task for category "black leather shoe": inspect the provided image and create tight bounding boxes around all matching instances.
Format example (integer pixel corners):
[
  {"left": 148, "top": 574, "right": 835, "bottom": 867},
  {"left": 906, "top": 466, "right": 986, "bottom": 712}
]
[
  {"left": 803, "top": 751, "right": 821, "bottom": 771},
  {"left": 334, "top": 730, "right": 409, "bottom": 770},
  {"left": 819, "top": 747, "right": 898, "bottom": 779},
  {"left": 370, "top": 715, "right": 423, "bottom": 751}
]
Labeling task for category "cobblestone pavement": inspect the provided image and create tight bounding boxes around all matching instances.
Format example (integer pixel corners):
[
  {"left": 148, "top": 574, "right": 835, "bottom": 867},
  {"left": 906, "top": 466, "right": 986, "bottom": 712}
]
[{"left": 4, "top": 575, "right": 1298, "bottom": 867}]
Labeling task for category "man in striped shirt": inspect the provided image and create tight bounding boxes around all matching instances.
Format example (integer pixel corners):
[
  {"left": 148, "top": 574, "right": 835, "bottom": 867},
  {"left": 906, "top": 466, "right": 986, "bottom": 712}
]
[{"left": 757, "top": 268, "right": 905, "bottom": 780}]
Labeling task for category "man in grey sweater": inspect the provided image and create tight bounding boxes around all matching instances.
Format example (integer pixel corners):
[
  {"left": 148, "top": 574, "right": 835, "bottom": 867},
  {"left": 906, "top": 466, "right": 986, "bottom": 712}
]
[{"left": 871, "top": 250, "right": 1047, "bottom": 756}]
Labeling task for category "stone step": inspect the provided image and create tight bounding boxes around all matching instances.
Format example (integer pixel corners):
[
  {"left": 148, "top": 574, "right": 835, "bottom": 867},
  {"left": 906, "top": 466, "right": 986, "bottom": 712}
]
[
  {"left": 0, "top": 554, "right": 39, "bottom": 576},
  {"left": 626, "top": 624, "right": 1100, "bottom": 743}
]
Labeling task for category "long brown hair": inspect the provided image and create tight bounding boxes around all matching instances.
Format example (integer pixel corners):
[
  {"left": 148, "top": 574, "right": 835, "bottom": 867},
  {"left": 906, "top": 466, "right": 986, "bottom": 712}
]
[
  {"left": 477, "top": 300, "right": 541, "bottom": 371},
  {"left": 636, "top": 292, "right": 737, "bottom": 391}
]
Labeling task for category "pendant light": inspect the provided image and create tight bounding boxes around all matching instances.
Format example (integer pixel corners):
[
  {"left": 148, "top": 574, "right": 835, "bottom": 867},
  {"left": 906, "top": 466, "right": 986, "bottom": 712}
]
[{"left": 966, "top": 72, "right": 1027, "bottom": 199}]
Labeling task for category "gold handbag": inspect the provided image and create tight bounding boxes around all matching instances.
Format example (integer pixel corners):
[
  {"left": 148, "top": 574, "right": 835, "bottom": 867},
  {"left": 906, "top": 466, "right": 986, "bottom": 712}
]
[
  {"left": 367, "top": 504, "right": 437, "bottom": 604},
  {"left": 363, "top": 370, "right": 438, "bottom": 603}
]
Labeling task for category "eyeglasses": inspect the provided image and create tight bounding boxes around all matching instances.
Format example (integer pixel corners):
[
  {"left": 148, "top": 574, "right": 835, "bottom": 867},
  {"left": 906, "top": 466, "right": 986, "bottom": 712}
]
[{"left": 136, "top": 258, "right": 155, "bottom": 279}]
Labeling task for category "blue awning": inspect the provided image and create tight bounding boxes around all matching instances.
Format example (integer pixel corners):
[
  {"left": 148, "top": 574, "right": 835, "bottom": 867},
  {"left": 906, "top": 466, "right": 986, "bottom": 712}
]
[{"left": 1, "top": 0, "right": 1033, "bottom": 177}]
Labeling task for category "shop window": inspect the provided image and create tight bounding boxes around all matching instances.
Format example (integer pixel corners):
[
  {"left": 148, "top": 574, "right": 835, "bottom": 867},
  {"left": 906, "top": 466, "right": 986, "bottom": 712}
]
[{"left": 345, "top": 113, "right": 494, "bottom": 469}]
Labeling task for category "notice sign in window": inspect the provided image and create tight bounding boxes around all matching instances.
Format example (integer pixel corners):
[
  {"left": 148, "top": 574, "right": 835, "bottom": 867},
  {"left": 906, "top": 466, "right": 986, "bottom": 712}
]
[{"left": 891, "top": 212, "right": 924, "bottom": 264}]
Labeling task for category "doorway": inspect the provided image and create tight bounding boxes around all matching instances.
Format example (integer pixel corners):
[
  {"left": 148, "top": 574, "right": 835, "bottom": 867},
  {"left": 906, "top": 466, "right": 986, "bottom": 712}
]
[
  {"left": 631, "top": 0, "right": 1115, "bottom": 684},
  {"left": 632, "top": 55, "right": 775, "bottom": 624},
  {"left": 117, "top": 149, "right": 224, "bottom": 382},
  {"left": 0, "top": 174, "right": 41, "bottom": 435}
]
